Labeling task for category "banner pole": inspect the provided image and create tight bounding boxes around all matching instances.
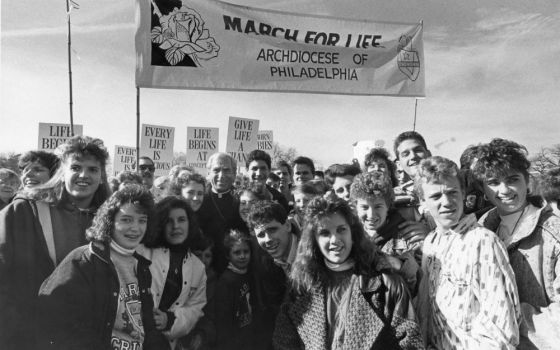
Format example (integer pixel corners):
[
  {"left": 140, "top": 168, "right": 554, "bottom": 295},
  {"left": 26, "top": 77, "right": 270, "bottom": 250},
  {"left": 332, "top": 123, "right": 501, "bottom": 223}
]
[
  {"left": 136, "top": 87, "right": 140, "bottom": 169},
  {"left": 66, "top": 0, "right": 74, "bottom": 136},
  {"left": 413, "top": 98, "right": 418, "bottom": 131}
]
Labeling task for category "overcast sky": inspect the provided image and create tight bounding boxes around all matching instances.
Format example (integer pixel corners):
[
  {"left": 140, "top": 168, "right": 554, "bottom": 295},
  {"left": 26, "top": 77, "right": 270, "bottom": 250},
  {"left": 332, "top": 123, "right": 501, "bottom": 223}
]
[{"left": 2, "top": 0, "right": 559, "bottom": 169}]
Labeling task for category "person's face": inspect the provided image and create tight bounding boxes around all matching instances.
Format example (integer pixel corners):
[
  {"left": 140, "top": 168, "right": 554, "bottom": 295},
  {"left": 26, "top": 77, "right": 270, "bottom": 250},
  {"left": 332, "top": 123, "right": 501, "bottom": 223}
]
[
  {"left": 0, "top": 177, "right": 18, "bottom": 202},
  {"left": 356, "top": 197, "right": 389, "bottom": 237},
  {"left": 248, "top": 160, "right": 269, "bottom": 185},
  {"left": 421, "top": 176, "right": 464, "bottom": 231},
  {"left": 63, "top": 155, "right": 102, "bottom": 208},
  {"left": 254, "top": 219, "right": 292, "bottom": 260},
  {"left": 239, "top": 191, "right": 259, "bottom": 223},
  {"left": 293, "top": 164, "right": 313, "bottom": 185},
  {"left": 208, "top": 156, "right": 235, "bottom": 192},
  {"left": 367, "top": 159, "right": 388, "bottom": 175},
  {"left": 165, "top": 208, "right": 190, "bottom": 246},
  {"left": 315, "top": 212, "right": 353, "bottom": 264},
  {"left": 266, "top": 178, "right": 280, "bottom": 190},
  {"left": 193, "top": 247, "right": 213, "bottom": 270},
  {"left": 228, "top": 241, "right": 251, "bottom": 270},
  {"left": 332, "top": 176, "right": 354, "bottom": 202},
  {"left": 181, "top": 181, "right": 205, "bottom": 212},
  {"left": 482, "top": 170, "right": 528, "bottom": 216},
  {"left": 274, "top": 166, "right": 292, "bottom": 188},
  {"left": 21, "top": 161, "right": 51, "bottom": 188},
  {"left": 112, "top": 203, "right": 148, "bottom": 250},
  {"left": 396, "top": 139, "right": 430, "bottom": 177},
  {"left": 294, "top": 193, "right": 313, "bottom": 213},
  {"left": 138, "top": 159, "right": 155, "bottom": 188}
]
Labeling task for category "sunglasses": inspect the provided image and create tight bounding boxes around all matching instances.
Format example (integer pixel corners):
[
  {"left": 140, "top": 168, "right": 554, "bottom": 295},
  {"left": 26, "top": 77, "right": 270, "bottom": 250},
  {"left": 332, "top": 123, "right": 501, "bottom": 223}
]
[{"left": 139, "top": 165, "right": 155, "bottom": 172}]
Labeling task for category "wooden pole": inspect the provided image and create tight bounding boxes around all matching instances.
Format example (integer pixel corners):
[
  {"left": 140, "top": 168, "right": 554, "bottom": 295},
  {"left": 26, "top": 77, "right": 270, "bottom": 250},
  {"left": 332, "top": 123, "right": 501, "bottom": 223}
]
[
  {"left": 66, "top": 0, "right": 74, "bottom": 135},
  {"left": 136, "top": 87, "right": 141, "bottom": 169}
]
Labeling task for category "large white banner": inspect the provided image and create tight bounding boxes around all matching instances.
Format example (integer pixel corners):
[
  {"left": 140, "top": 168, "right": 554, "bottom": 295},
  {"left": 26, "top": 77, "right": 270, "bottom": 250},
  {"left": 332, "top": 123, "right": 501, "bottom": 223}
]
[
  {"left": 140, "top": 123, "right": 175, "bottom": 176},
  {"left": 38, "top": 123, "right": 83, "bottom": 151},
  {"left": 136, "top": 0, "right": 425, "bottom": 97}
]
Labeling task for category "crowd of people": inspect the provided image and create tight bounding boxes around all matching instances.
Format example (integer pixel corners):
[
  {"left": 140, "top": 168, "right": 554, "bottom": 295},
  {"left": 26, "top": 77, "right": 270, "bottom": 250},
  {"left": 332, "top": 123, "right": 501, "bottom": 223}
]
[{"left": 0, "top": 131, "right": 559, "bottom": 350}]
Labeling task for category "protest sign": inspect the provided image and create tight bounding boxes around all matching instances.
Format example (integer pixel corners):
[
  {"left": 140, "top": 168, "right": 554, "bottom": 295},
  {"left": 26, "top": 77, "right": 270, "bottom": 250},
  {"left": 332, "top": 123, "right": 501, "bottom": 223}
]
[
  {"left": 113, "top": 146, "right": 137, "bottom": 176},
  {"left": 257, "top": 130, "right": 274, "bottom": 151},
  {"left": 186, "top": 127, "right": 219, "bottom": 172},
  {"left": 225, "top": 116, "right": 259, "bottom": 165},
  {"left": 38, "top": 123, "right": 83, "bottom": 151},
  {"left": 140, "top": 124, "right": 175, "bottom": 176},
  {"left": 135, "top": 0, "right": 425, "bottom": 97}
]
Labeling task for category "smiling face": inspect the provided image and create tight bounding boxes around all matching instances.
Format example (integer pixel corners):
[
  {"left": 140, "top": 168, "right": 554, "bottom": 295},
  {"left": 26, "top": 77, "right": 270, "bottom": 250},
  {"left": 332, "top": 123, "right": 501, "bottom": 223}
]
[
  {"left": 239, "top": 190, "right": 259, "bottom": 223},
  {"left": 21, "top": 161, "right": 51, "bottom": 189},
  {"left": 293, "top": 164, "right": 313, "bottom": 185},
  {"left": 332, "top": 176, "right": 354, "bottom": 202},
  {"left": 367, "top": 159, "right": 388, "bottom": 175},
  {"left": 63, "top": 154, "right": 102, "bottom": 208},
  {"left": 0, "top": 177, "right": 18, "bottom": 202},
  {"left": 355, "top": 197, "right": 389, "bottom": 237},
  {"left": 483, "top": 170, "right": 528, "bottom": 216},
  {"left": 181, "top": 181, "right": 205, "bottom": 212},
  {"left": 274, "top": 165, "right": 292, "bottom": 188},
  {"left": 228, "top": 241, "right": 251, "bottom": 270},
  {"left": 421, "top": 176, "right": 464, "bottom": 231},
  {"left": 396, "top": 139, "right": 430, "bottom": 177},
  {"left": 254, "top": 219, "right": 292, "bottom": 260},
  {"left": 248, "top": 160, "right": 269, "bottom": 185},
  {"left": 112, "top": 203, "right": 148, "bottom": 250},
  {"left": 294, "top": 192, "right": 314, "bottom": 214},
  {"left": 315, "top": 212, "right": 353, "bottom": 264},
  {"left": 164, "top": 208, "right": 190, "bottom": 246},
  {"left": 208, "top": 155, "right": 235, "bottom": 192}
]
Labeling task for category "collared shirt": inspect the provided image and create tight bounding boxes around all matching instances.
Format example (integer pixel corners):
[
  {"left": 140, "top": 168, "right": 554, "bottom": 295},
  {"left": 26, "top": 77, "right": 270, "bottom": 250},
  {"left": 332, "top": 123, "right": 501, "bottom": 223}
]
[{"left": 418, "top": 214, "right": 520, "bottom": 350}]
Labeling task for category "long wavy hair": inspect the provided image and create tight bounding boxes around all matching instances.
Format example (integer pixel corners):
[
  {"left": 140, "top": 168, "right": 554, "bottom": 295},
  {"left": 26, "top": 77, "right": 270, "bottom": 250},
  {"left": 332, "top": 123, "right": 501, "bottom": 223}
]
[
  {"left": 144, "top": 196, "right": 202, "bottom": 249},
  {"left": 86, "top": 184, "right": 156, "bottom": 243},
  {"left": 22, "top": 136, "right": 111, "bottom": 208},
  {"left": 290, "top": 196, "right": 379, "bottom": 293}
]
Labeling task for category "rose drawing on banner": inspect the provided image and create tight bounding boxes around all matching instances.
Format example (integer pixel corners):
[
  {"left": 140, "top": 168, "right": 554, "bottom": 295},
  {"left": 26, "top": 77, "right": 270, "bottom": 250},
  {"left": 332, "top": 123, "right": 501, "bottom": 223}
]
[{"left": 151, "top": 6, "right": 220, "bottom": 66}]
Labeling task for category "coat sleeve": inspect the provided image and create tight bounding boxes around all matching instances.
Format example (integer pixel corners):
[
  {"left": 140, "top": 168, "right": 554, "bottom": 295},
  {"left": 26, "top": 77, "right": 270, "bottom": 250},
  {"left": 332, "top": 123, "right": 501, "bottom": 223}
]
[
  {"left": 37, "top": 248, "right": 105, "bottom": 350},
  {"left": 165, "top": 259, "right": 207, "bottom": 340},
  {"left": 469, "top": 231, "right": 520, "bottom": 349},
  {"left": 272, "top": 290, "right": 304, "bottom": 350},
  {"left": 382, "top": 273, "right": 425, "bottom": 350}
]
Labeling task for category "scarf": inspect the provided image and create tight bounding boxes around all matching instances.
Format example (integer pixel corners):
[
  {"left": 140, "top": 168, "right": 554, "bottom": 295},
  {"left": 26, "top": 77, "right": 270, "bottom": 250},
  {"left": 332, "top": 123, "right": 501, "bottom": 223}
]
[{"left": 324, "top": 258, "right": 355, "bottom": 272}]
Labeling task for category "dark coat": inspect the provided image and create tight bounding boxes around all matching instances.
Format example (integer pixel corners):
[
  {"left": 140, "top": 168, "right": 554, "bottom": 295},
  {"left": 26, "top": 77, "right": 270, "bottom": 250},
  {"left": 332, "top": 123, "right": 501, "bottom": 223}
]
[
  {"left": 37, "top": 242, "right": 168, "bottom": 350},
  {"left": 273, "top": 273, "right": 425, "bottom": 350}
]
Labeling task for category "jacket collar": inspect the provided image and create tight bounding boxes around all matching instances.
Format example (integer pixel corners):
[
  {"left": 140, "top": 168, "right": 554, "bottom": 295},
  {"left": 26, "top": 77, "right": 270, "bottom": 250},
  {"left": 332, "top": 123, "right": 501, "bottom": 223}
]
[{"left": 89, "top": 241, "right": 151, "bottom": 266}]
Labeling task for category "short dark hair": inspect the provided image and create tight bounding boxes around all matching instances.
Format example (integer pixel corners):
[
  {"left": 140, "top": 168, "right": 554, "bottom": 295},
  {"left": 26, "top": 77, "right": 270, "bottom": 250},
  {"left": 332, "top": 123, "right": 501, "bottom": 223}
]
[
  {"left": 414, "top": 156, "right": 465, "bottom": 200},
  {"left": 267, "top": 172, "right": 280, "bottom": 182},
  {"left": 223, "top": 229, "right": 251, "bottom": 257},
  {"left": 166, "top": 172, "right": 207, "bottom": 196},
  {"left": 246, "top": 150, "right": 271, "bottom": 170},
  {"left": 292, "top": 156, "right": 315, "bottom": 174},
  {"left": 274, "top": 160, "right": 293, "bottom": 177},
  {"left": 363, "top": 147, "right": 398, "bottom": 187},
  {"left": 470, "top": 138, "right": 531, "bottom": 183},
  {"left": 247, "top": 200, "right": 288, "bottom": 229},
  {"left": 393, "top": 131, "right": 428, "bottom": 160},
  {"left": 86, "top": 184, "right": 155, "bottom": 243},
  {"left": 324, "top": 163, "right": 361, "bottom": 186},
  {"left": 18, "top": 150, "right": 60, "bottom": 177}
]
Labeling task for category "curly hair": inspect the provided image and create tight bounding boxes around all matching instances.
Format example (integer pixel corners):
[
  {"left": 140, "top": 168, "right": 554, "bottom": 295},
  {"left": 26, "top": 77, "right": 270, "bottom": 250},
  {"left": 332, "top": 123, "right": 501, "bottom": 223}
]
[
  {"left": 18, "top": 150, "right": 60, "bottom": 177},
  {"left": 116, "top": 171, "right": 143, "bottom": 186},
  {"left": 86, "top": 184, "right": 155, "bottom": 243},
  {"left": 350, "top": 171, "right": 395, "bottom": 208},
  {"left": 470, "top": 138, "right": 531, "bottom": 183},
  {"left": 290, "top": 196, "right": 378, "bottom": 293},
  {"left": 144, "top": 196, "right": 202, "bottom": 249},
  {"left": 247, "top": 200, "right": 288, "bottom": 230},
  {"left": 22, "top": 136, "right": 111, "bottom": 207},
  {"left": 413, "top": 156, "right": 465, "bottom": 200},
  {"left": 223, "top": 229, "right": 252, "bottom": 257},
  {"left": 363, "top": 147, "right": 399, "bottom": 187},
  {"left": 538, "top": 167, "right": 560, "bottom": 203},
  {"left": 166, "top": 172, "right": 207, "bottom": 197}
]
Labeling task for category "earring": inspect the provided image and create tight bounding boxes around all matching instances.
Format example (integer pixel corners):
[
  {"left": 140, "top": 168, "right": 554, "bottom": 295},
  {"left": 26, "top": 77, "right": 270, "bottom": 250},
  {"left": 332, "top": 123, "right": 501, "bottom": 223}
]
[{"left": 483, "top": 194, "right": 488, "bottom": 201}]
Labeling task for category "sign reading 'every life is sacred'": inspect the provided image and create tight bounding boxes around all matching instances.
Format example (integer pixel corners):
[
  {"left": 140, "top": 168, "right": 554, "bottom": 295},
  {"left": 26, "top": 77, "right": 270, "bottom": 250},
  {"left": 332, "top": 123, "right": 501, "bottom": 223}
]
[{"left": 135, "top": 0, "right": 424, "bottom": 97}]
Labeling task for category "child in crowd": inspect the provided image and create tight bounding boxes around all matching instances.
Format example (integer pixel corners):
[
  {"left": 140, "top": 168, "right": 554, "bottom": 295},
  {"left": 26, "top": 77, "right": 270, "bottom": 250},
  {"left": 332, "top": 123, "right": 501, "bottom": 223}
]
[
  {"left": 0, "top": 169, "right": 20, "bottom": 210},
  {"left": 274, "top": 196, "right": 423, "bottom": 349},
  {"left": 38, "top": 185, "right": 168, "bottom": 350},
  {"left": 415, "top": 156, "right": 520, "bottom": 349},
  {"left": 214, "top": 229, "right": 256, "bottom": 350},
  {"left": 234, "top": 178, "right": 270, "bottom": 226},
  {"left": 137, "top": 196, "right": 206, "bottom": 350},
  {"left": 266, "top": 172, "right": 281, "bottom": 191},
  {"left": 116, "top": 170, "right": 143, "bottom": 190},
  {"left": 167, "top": 172, "right": 207, "bottom": 213},
  {"left": 289, "top": 182, "right": 322, "bottom": 231},
  {"left": 17, "top": 150, "right": 59, "bottom": 189}
]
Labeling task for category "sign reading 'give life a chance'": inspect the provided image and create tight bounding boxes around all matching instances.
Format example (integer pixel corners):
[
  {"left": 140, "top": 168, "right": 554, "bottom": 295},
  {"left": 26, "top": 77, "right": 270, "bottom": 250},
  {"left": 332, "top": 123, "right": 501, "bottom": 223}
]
[
  {"left": 225, "top": 116, "right": 259, "bottom": 165},
  {"left": 135, "top": 0, "right": 425, "bottom": 97}
]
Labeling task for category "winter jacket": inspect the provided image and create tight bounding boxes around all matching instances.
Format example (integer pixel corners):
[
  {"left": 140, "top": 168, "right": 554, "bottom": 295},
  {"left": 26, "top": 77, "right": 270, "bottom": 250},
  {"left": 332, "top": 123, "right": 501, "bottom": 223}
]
[
  {"left": 37, "top": 242, "right": 167, "bottom": 350},
  {"left": 273, "top": 272, "right": 424, "bottom": 350},
  {"left": 136, "top": 245, "right": 207, "bottom": 349},
  {"left": 0, "top": 196, "right": 94, "bottom": 350}
]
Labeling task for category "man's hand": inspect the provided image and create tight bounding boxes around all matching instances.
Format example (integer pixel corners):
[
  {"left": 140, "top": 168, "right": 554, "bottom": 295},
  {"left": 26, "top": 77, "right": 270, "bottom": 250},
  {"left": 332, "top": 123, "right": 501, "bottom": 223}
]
[
  {"left": 398, "top": 220, "right": 429, "bottom": 244},
  {"left": 154, "top": 309, "right": 168, "bottom": 331}
]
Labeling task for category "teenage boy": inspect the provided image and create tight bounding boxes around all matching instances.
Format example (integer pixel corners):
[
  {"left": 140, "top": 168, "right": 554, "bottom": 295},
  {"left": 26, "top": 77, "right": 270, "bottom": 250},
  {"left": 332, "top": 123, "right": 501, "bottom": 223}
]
[
  {"left": 415, "top": 156, "right": 520, "bottom": 350},
  {"left": 245, "top": 150, "right": 289, "bottom": 211},
  {"left": 291, "top": 156, "right": 315, "bottom": 186}
]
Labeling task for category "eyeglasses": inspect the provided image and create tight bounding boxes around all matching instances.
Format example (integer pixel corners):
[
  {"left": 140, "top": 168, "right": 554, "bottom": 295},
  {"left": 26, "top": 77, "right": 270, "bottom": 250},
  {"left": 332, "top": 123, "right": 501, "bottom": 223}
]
[{"left": 139, "top": 165, "right": 155, "bottom": 172}]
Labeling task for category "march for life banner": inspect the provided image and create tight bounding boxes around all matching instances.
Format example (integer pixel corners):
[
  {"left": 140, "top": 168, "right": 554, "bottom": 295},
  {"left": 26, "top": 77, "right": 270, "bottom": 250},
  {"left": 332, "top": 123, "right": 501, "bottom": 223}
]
[
  {"left": 135, "top": 0, "right": 425, "bottom": 97},
  {"left": 140, "top": 124, "right": 175, "bottom": 176},
  {"left": 225, "top": 116, "right": 259, "bottom": 165},
  {"left": 186, "top": 127, "right": 219, "bottom": 173},
  {"left": 257, "top": 130, "right": 273, "bottom": 151},
  {"left": 38, "top": 123, "right": 83, "bottom": 151},
  {"left": 113, "top": 146, "right": 137, "bottom": 176}
]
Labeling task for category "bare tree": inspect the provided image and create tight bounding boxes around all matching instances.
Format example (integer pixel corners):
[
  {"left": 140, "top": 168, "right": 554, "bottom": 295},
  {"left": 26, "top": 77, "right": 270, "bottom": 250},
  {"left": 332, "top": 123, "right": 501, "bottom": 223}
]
[
  {"left": 0, "top": 152, "right": 21, "bottom": 173},
  {"left": 530, "top": 144, "right": 560, "bottom": 175},
  {"left": 271, "top": 142, "right": 297, "bottom": 168}
]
